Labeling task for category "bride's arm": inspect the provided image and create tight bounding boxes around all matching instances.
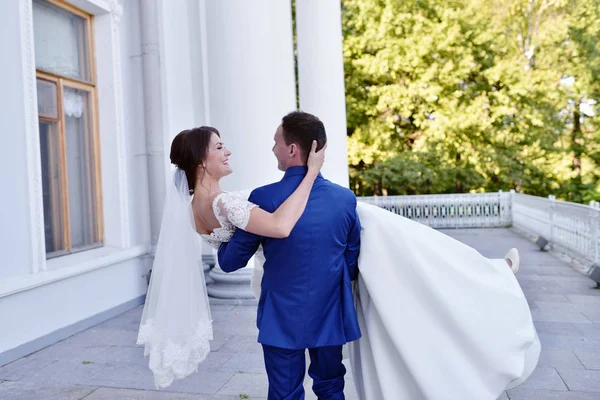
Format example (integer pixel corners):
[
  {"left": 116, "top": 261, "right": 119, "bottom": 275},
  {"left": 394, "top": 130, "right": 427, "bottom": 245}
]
[{"left": 243, "top": 141, "right": 326, "bottom": 239}]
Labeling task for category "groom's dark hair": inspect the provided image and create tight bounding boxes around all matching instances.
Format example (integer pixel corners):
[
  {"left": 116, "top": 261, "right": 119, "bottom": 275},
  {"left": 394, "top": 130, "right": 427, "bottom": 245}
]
[{"left": 281, "top": 111, "right": 327, "bottom": 164}]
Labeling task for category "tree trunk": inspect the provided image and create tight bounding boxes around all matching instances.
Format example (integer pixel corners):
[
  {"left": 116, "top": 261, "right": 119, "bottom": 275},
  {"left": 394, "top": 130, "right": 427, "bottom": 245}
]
[
  {"left": 455, "top": 152, "right": 463, "bottom": 193},
  {"left": 572, "top": 102, "right": 582, "bottom": 180},
  {"left": 571, "top": 101, "right": 583, "bottom": 201}
]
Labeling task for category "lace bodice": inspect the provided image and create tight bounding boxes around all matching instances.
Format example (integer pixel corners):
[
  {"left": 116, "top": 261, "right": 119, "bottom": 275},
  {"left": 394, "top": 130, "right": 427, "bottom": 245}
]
[{"left": 200, "top": 191, "right": 258, "bottom": 248}]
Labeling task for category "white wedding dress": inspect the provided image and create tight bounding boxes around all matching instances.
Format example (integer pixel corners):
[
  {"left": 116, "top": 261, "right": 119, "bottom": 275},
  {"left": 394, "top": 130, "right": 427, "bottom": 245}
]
[
  {"left": 345, "top": 202, "right": 540, "bottom": 400},
  {"left": 140, "top": 173, "right": 540, "bottom": 398}
]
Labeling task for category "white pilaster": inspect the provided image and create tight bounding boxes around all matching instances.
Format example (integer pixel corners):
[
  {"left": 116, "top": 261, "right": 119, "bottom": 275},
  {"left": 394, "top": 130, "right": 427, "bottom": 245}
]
[
  {"left": 96, "top": 0, "right": 131, "bottom": 249},
  {"left": 18, "top": 0, "right": 46, "bottom": 273},
  {"left": 139, "top": 0, "right": 169, "bottom": 248},
  {"left": 295, "top": 0, "right": 350, "bottom": 187}
]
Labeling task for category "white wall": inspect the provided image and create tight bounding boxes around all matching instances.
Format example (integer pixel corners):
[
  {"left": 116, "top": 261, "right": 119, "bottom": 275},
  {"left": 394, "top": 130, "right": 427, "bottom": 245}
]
[
  {"left": 0, "top": 253, "right": 148, "bottom": 356},
  {"left": 0, "top": 0, "right": 40, "bottom": 278},
  {"left": 0, "top": 0, "right": 152, "bottom": 363}
]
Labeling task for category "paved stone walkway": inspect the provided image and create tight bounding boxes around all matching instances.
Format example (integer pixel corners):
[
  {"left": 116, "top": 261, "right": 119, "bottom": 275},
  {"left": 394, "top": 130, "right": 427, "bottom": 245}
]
[{"left": 1, "top": 228, "right": 599, "bottom": 399}]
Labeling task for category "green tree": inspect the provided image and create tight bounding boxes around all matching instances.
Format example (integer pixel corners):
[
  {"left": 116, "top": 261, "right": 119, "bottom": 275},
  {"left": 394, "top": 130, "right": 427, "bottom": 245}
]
[{"left": 343, "top": 0, "right": 599, "bottom": 202}]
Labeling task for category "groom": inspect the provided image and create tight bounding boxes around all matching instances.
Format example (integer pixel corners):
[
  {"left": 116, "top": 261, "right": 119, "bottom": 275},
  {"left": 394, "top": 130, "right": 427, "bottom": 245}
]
[{"left": 218, "top": 111, "right": 361, "bottom": 400}]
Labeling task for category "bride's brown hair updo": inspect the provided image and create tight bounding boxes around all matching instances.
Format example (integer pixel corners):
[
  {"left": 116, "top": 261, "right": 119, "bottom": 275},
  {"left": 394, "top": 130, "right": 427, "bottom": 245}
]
[{"left": 170, "top": 126, "right": 220, "bottom": 193}]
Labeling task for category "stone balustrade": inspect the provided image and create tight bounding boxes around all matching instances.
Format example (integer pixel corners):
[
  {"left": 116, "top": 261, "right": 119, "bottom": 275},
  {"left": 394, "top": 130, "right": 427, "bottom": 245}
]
[{"left": 205, "top": 191, "right": 600, "bottom": 300}]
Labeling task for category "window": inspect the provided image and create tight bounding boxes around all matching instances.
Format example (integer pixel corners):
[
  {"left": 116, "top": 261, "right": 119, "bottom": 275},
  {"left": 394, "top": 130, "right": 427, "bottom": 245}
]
[{"left": 33, "top": 0, "right": 102, "bottom": 257}]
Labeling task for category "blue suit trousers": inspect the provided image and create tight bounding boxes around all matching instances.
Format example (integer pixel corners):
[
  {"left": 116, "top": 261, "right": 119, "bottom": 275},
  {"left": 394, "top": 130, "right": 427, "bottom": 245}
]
[{"left": 262, "top": 344, "right": 346, "bottom": 400}]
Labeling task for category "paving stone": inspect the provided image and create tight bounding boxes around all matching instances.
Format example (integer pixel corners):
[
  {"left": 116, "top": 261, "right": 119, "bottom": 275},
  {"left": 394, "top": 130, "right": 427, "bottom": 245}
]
[
  {"left": 0, "top": 356, "right": 56, "bottom": 380},
  {"left": 531, "top": 309, "right": 592, "bottom": 323},
  {"left": 557, "top": 368, "right": 600, "bottom": 392},
  {"left": 80, "top": 362, "right": 234, "bottom": 394},
  {"left": 84, "top": 345, "right": 147, "bottom": 365},
  {"left": 215, "top": 372, "right": 268, "bottom": 398},
  {"left": 538, "top": 333, "right": 600, "bottom": 350},
  {"left": 212, "top": 320, "right": 259, "bottom": 336},
  {"left": 508, "top": 388, "right": 600, "bottom": 399},
  {"left": 211, "top": 307, "right": 257, "bottom": 323},
  {"left": 567, "top": 294, "right": 600, "bottom": 304},
  {"left": 534, "top": 301, "right": 590, "bottom": 314},
  {"left": 558, "top": 280, "right": 598, "bottom": 291},
  {"left": 26, "top": 342, "right": 149, "bottom": 368},
  {"left": 219, "top": 353, "right": 265, "bottom": 374},
  {"left": 196, "top": 351, "right": 233, "bottom": 371},
  {"left": 524, "top": 293, "right": 571, "bottom": 302},
  {"left": 527, "top": 299, "right": 541, "bottom": 310},
  {"left": 96, "top": 314, "right": 143, "bottom": 331},
  {"left": 507, "top": 367, "right": 568, "bottom": 391},
  {"left": 122, "top": 306, "right": 144, "bottom": 320},
  {"left": 575, "top": 323, "right": 600, "bottom": 338},
  {"left": 211, "top": 397, "right": 263, "bottom": 400},
  {"left": 580, "top": 309, "right": 600, "bottom": 323},
  {"left": 26, "top": 341, "right": 111, "bottom": 363},
  {"left": 83, "top": 387, "right": 213, "bottom": 399},
  {"left": 161, "top": 369, "right": 234, "bottom": 395},
  {"left": 572, "top": 349, "right": 600, "bottom": 370},
  {"left": 21, "top": 360, "right": 107, "bottom": 386},
  {"left": 75, "top": 363, "right": 156, "bottom": 390},
  {"left": 519, "top": 279, "right": 564, "bottom": 291},
  {"left": 63, "top": 327, "right": 139, "bottom": 347},
  {"left": 0, "top": 381, "right": 96, "bottom": 400},
  {"left": 218, "top": 335, "right": 262, "bottom": 354},
  {"left": 209, "top": 334, "right": 232, "bottom": 352},
  {"left": 537, "top": 349, "right": 585, "bottom": 370},
  {"left": 533, "top": 322, "right": 585, "bottom": 337}
]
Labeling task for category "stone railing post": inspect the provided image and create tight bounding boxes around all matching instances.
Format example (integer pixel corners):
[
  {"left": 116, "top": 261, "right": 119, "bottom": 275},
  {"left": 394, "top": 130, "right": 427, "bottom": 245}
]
[
  {"left": 509, "top": 189, "right": 516, "bottom": 226},
  {"left": 548, "top": 194, "right": 556, "bottom": 244},
  {"left": 590, "top": 201, "right": 600, "bottom": 264}
]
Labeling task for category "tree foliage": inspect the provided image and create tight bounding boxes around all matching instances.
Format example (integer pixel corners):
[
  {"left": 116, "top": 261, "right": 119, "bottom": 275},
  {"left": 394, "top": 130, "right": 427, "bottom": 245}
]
[{"left": 343, "top": 0, "right": 600, "bottom": 202}]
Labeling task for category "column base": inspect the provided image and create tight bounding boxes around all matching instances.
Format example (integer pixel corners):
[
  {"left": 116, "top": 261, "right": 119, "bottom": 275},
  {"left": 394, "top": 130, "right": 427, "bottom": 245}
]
[
  {"left": 203, "top": 262, "right": 214, "bottom": 285},
  {"left": 207, "top": 260, "right": 255, "bottom": 300}
]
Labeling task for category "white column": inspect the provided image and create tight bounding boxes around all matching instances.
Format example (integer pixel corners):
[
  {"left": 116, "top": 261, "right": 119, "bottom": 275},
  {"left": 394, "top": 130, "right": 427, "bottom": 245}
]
[
  {"left": 204, "top": 0, "right": 297, "bottom": 192},
  {"left": 207, "top": 258, "right": 256, "bottom": 300},
  {"left": 202, "top": 1, "right": 297, "bottom": 301},
  {"left": 295, "top": 0, "right": 350, "bottom": 187},
  {"left": 95, "top": 1, "right": 131, "bottom": 249},
  {"left": 141, "top": 0, "right": 212, "bottom": 248}
]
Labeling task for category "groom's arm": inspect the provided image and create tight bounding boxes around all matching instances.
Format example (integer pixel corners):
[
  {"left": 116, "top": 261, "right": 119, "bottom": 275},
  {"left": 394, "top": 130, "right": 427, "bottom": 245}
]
[
  {"left": 344, "top": 200, "right": 361, "bottom": 281},
  {"left": 218, "top": 191, "right": 265, "bottom": 273}
]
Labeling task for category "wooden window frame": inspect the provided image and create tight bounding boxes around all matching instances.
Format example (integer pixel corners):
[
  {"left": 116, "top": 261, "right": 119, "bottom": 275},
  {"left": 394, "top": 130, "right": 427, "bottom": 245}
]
[{"left": 36, "top": 0, "right": 103, "bottom": 258}]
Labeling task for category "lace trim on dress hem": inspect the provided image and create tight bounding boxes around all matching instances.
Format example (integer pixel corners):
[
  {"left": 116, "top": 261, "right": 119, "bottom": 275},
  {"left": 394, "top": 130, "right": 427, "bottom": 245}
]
[{"left": 137, "top": 318, "right": 213, "bottom": 389}]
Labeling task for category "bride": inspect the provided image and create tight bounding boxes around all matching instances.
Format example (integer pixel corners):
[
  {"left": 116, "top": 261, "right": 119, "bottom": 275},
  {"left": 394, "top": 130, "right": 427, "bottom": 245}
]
[{"left": 138, "top": 123, "right": 540, "bottom": 398}]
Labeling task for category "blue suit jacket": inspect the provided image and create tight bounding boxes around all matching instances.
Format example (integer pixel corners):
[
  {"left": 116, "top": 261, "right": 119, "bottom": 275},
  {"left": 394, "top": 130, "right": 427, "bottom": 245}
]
[{"left": 218, "top": 166, "right": 361, "bottom": 349}]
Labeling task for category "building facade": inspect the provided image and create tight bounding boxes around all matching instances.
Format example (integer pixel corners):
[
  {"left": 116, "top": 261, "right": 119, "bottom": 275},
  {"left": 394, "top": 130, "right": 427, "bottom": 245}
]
[{"left": 0, "top": 0, "right": 349, "bottom": 365}]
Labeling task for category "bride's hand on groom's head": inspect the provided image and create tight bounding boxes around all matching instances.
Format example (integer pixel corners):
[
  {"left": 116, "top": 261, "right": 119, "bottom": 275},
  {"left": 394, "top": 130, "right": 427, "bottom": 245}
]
[{"left": 307, "top": 140, "right": 327, "bottom": 174}]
